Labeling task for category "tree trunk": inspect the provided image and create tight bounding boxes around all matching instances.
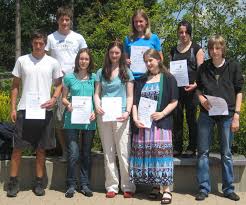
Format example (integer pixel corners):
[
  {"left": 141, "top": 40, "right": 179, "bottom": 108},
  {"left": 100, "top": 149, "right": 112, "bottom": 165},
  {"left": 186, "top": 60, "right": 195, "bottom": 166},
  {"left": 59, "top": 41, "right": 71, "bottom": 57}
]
[{"left": 15, "top": 0, "right": 21, "bottom": 60}]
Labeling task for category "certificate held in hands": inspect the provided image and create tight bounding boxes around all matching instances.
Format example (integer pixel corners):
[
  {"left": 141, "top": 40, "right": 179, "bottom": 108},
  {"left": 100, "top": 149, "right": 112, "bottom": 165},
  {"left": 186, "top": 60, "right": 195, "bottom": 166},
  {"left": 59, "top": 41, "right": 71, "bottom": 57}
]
[
  {"left": 25, "top": 92, "right": 46, "bottom": 120},
  {"left": 71, "top": 96, "right": 92, "bottom": 124},
  {"left": 101, "top": 97, "right": 122, "bottom": 122},
  {"left": 170, "top": 59, "right": 189, "bottom": 87},
  {"left": 130, "top": 46, "right": 149, "bottom": 73},
  {"left": 138, "top": 97, "right": 157, "bottom": 128}
]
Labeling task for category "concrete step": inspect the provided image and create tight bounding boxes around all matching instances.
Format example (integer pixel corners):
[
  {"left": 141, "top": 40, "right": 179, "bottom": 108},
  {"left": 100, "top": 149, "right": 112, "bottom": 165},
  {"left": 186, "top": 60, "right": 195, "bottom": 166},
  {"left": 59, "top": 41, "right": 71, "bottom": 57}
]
[{"left": 0, "top": 152, "right": 245, "bottom": 192}]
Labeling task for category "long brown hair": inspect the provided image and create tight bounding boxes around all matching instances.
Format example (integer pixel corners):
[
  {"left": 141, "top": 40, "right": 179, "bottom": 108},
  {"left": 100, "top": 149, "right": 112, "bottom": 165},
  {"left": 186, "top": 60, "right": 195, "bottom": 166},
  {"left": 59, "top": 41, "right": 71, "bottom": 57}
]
[
  {"left": 129, "top": 9, "right": 151, "bottom": 40},
  {"left": 74, "top": 48, "right": 95, "bottom": 74},
  {"left": 143, "top": 49, "right": 169, "bottom": 75},
  {"left": 102, "top": 40, "right": 129, "bottom": 82}
]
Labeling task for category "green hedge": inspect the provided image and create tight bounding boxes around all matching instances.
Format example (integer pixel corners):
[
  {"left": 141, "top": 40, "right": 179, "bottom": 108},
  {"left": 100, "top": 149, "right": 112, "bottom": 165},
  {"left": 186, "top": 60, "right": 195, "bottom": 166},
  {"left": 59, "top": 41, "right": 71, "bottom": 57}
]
[{"left": 0, "top": 91, "right": 245, "bottom": 156}]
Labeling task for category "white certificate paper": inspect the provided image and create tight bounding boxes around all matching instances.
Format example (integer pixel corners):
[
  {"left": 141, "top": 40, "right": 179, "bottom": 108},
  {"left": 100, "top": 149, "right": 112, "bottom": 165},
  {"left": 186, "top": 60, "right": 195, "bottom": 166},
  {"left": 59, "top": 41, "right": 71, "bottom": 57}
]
[
  {"left": 130, "top": 46, "right": 149, "bottom": 73},
  {"left": 170, "top": 60, "right": 189, "bottom": 87},
  {"left": 102, "top": 97, "right": 122, "bottom": 122},
  {"left": 71, "top": 96, "right": 92, "bottom": 124},
  {"left": 205, "top": 95, "right": 229, "bottom": 116},
  {"left": 25, "top": 92, "right": 46, "bottom": 119},
  {"left": 138, "top": 97, "right": 157, "bottom": 128}
]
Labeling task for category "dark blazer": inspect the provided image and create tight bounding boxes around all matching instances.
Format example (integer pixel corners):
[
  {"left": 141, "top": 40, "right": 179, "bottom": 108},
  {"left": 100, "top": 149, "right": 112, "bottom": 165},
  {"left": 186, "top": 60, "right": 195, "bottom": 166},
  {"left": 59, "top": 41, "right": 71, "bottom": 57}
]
[{"left": 132, "top": 73, "right": 178, "bottom": 134}]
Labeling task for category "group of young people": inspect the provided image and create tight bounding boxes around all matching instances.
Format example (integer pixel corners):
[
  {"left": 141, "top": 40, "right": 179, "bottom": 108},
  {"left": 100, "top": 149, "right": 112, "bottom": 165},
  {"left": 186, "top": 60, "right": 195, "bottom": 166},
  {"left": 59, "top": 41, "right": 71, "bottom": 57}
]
[{"left": 6, "top": 6, "right": 243, "bottom": 205}]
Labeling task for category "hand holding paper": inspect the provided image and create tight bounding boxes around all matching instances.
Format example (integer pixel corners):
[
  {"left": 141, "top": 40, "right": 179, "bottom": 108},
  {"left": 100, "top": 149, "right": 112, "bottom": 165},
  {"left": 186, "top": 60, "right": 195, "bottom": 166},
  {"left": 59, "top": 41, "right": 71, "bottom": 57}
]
[
  {"left": 205, "top": 95, "right": 229, "bottom": 116},
  {"left": 138, "top": 97, "right": 157, "bottom": 128}
]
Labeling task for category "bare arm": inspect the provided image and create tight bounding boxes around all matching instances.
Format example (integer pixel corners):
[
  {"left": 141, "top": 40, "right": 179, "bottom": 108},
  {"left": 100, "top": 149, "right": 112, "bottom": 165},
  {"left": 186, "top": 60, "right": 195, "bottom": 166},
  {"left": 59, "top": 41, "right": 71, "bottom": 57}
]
[
  {"left": 231, "top": 92, "right": 242, "bottom": 132},
  {"left": 196, "top": 48, "right": 205, "bottom": 67},
  {"left": 159, "top": 51, "right": 164, "bottom": 62},
  {"left": 132, "top": 105, "right": 145, "bottom": 128},
  {"left": 94, "top": 82, "right": 104, "bottom": 114},
  {"left": 151, "top": 99, "right": 178, "bottom": 121},
  {"left": 62, "top": 86, "right": 72, "bottom": 112},
  {"left": 41, "top": 77, "right": 62, "bottom": 109},
  {"left": 10, "top": 77, "right": 21, "bottom": 123},
  {"left": 117, "top": 81, "right": 134, "bottom": 122}
]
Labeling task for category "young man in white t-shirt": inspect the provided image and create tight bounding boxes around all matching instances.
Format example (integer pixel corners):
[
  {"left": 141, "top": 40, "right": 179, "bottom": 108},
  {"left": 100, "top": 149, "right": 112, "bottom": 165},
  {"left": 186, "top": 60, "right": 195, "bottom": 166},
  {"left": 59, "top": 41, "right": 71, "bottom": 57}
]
[
  {"left": 45, "top": 6, "right": 87, "bottom": 161},
  {"left": 6, "top": 31, "right": 63, "bottom": 197}
]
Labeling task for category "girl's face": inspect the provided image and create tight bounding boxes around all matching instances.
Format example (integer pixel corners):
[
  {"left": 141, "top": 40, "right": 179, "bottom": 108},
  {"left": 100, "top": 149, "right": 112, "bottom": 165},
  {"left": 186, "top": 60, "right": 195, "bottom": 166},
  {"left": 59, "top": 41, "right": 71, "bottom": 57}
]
[
  {"left": 209, "top": 44, "right": 223, "bottom": 60},
  {"left": 178, "top": 25, "right": 191, "bottom": 44},
  {"left": 109, "top": 46, "right": 121, "bottom": 65},
  {"left": 144, "top": 55, "right": 160, "bottom": 74},
  {"left": 133, "top": 15, "right": 148, "bottom": 33},
  {"left": 79, "top": 52, "right": 90, "bottom": 71}
]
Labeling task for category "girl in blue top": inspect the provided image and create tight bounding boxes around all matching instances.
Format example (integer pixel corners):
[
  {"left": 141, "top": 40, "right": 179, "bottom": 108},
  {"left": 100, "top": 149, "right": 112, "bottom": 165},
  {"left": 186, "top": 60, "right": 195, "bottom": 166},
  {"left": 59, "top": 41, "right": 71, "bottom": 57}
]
[
  {"left": 62, "top": 48, "right": 96, "bottom": 198},
  {"left": 124, "top": 9, "right": 163, "bottom": 79},
  {"left": 94, "top": 40, "right": 136, "bottom": 198}
]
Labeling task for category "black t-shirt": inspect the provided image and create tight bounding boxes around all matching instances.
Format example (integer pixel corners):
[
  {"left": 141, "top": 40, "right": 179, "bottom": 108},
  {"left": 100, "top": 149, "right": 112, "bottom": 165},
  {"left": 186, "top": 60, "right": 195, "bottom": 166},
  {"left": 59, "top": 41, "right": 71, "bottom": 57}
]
[{"left": 170, "top": 42, "right": 201, "bottom": 83}]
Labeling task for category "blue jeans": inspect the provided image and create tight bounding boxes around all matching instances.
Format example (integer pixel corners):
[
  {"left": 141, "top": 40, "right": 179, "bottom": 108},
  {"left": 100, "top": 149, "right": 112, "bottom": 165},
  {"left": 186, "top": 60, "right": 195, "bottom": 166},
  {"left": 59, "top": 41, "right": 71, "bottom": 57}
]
[
  {"left": 65, "top": 129, "right": 95, "bottom": 188},
  {"left": 196, "top": 112, "right": 234, "bottom": 195}
]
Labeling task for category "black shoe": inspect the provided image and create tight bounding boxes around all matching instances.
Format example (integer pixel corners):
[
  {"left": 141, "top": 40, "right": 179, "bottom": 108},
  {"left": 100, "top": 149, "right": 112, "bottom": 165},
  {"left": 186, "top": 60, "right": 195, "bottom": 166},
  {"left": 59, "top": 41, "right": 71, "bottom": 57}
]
[
  {"left": 224, "top": 192, "right": 240, "bottom": 201},
  {"left": 195, "top": 191, "right": 208, "bottom": 201},
  {"left": 6, "top": 177, "right": 20, "bottom": 197},
  {"left": 33, "top": 178, "right": 45, "bottom": 196},
  {"left": 65, "top": 186, "right": 75, "bottom": 198},
  {"left": 81, "top": 185, "right": 93, "bottom": 197}
]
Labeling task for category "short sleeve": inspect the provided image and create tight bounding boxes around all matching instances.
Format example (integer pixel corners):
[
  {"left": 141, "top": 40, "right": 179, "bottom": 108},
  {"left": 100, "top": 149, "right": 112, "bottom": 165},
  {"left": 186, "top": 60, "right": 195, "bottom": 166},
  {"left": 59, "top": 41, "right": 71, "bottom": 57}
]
[
  {"left": 123, "top": 36, "right": 130, "bottom": 55},
  {"left": 52, "top": 59, "right": 63, "bottom": 80},
  {"left": 127, "top": 69, "right": 134, "bottom": 81},
  {"left": 79, "top": 35, "right": 88, "bottom": 49},
  {"left": 12, "top": 57, "right": 22, "bottom": 78},
  {"left": 95, "top": 68, "right": 102, "bottom": 82},
  {"left": 152, "top": 34, "right": 161, "bottom": 51},
  {"left": 63, "top": 74, "right": 71, "bottom": 89},
  {"left": 45, "top": 36, "right": 51, "bottom": 52}
]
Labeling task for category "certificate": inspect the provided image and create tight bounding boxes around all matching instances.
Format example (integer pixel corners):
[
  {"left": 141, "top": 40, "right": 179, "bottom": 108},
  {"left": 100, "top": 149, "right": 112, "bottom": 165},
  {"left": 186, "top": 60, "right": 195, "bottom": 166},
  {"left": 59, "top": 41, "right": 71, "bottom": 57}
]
[
  {"left": 170, "top": 60, "right": 189, "bottom": 87},
  {"left": 71, "top": 96, "right": 92, "bottom": 124},
  {"left": 101, "top": 97, "right": 122, "bottom": 122},
  {"left": 25, "top": 92, "right": 46, "bottom": 119},
  {"left": 130, "top": 46, "right": 149, "bottom": 73},
  {"left": 138, "top": 97, "right": 157, "bottom": 128},
  {"left": 205, "top": 95, "right": 229, "bottom": 116}
]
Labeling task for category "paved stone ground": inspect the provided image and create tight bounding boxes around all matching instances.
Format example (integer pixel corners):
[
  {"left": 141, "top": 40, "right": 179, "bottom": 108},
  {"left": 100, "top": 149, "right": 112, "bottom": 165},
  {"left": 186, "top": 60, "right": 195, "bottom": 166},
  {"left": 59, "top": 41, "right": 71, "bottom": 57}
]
[{"left": 0, "top": 190, "right": 246, "bottom": 205}]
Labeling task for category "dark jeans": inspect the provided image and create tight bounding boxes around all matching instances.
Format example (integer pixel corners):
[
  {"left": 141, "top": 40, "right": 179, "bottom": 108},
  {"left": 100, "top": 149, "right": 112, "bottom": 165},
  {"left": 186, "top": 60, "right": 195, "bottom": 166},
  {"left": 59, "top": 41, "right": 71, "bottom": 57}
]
[
  {"left": 173, "top": 88, "right": 198, "bottom": 153},
  {"left": 196, "top": 112, "right": 234, "bottom": 195},
  {"left": 65, "top": 129, "right": 95, "bottom": 188}
]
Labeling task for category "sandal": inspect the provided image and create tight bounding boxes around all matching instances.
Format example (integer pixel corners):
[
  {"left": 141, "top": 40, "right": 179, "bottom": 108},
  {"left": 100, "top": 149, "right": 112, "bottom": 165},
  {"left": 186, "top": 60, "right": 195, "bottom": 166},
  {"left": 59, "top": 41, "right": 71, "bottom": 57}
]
[
  {"left": 148, "top": 186, "right": 160, "bottom": 199},
  {"left": 161, "top": 191, "right": 172, "bottom": 204}
]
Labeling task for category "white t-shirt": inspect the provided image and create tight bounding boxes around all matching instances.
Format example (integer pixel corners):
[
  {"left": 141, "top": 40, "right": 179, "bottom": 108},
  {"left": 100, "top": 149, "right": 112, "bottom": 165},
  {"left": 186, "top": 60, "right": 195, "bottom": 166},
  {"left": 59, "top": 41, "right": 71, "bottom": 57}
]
[
  {"left": 45, "top": 30, "right": 87, "bottom": 74},
  {"left": 12, "top": 54, "right": 63, "bottom": 110}
]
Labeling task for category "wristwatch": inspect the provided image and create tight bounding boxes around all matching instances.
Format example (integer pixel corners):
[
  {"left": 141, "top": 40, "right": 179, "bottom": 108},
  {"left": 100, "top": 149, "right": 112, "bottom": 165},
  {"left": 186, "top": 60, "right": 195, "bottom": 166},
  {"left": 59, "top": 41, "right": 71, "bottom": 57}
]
[{"left": 234, "top": 111, "right": 240, "bottom": 115}]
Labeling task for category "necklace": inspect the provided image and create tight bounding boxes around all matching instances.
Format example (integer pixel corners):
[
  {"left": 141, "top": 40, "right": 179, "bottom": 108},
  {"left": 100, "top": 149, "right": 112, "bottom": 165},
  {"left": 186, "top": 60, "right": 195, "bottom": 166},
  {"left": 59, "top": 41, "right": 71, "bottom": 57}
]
[{"left": 76, "top": 72, "right": 89, "bottom": 80}]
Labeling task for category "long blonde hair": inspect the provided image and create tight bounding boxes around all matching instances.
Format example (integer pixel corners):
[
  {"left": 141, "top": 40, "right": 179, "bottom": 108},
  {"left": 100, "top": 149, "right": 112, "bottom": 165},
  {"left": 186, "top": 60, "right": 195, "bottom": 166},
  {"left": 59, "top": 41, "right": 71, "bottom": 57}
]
[{"left": 129, "top": 9, "right": 151, "bottom": 41}]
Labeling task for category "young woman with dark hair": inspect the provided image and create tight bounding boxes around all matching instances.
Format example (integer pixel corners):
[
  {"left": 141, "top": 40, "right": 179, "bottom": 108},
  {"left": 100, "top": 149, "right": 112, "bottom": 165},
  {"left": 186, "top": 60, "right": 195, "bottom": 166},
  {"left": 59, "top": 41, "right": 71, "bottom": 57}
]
[{"left": 94, "top": 40, "right": 136, "bottom": 198}]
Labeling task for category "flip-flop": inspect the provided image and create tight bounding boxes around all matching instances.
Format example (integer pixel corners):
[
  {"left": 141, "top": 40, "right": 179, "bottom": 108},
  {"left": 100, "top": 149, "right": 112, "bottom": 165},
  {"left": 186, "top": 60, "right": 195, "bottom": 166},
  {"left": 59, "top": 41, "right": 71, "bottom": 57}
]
[{"left": 161, "top": 191, "right": 172, "bottom": 204}]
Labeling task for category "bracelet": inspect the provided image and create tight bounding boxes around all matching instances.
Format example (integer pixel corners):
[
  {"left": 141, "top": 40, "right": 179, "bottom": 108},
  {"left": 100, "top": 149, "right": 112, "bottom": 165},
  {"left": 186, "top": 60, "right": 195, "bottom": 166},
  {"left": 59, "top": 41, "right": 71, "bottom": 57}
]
[{"left": 234, "top": 111, "right": 240, "bottom": 116}]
